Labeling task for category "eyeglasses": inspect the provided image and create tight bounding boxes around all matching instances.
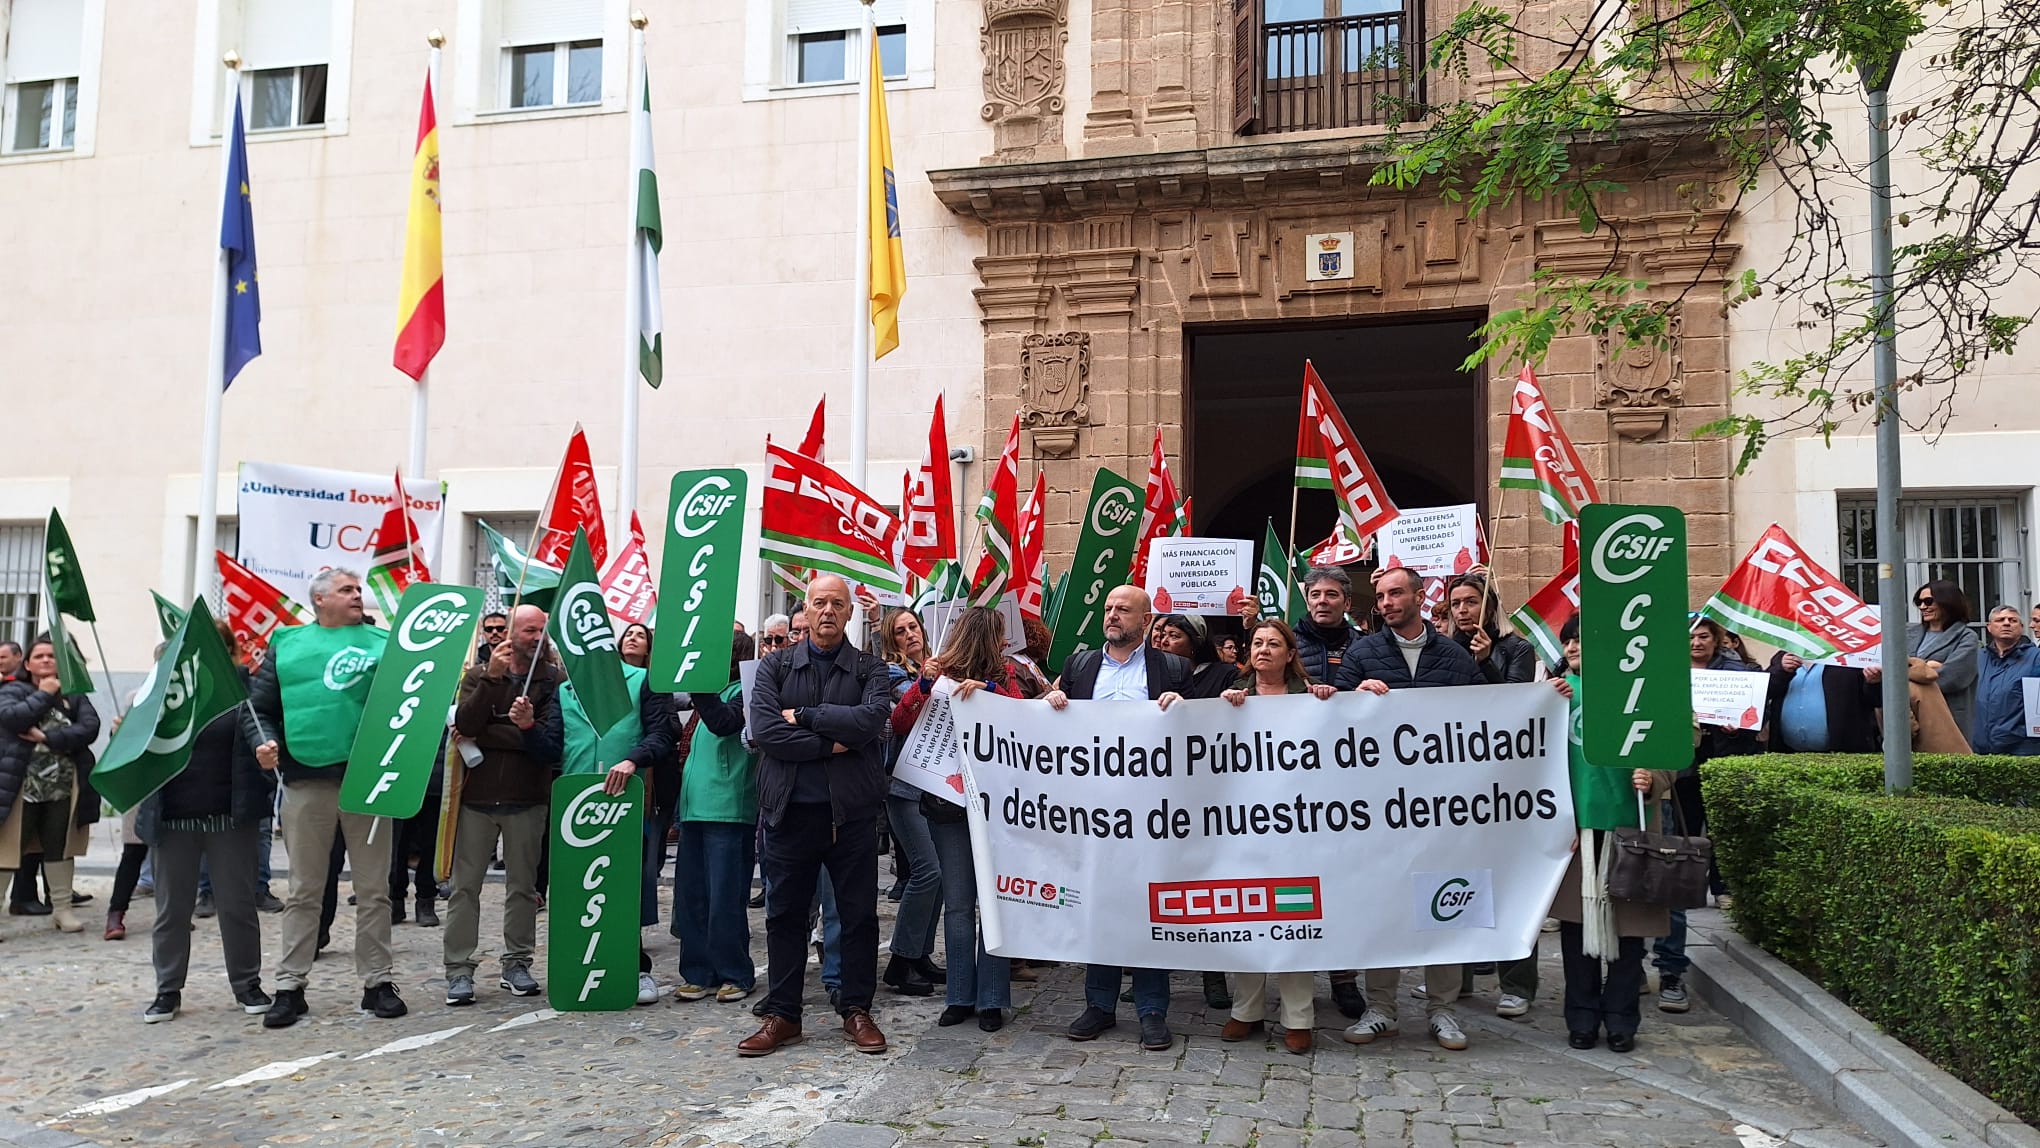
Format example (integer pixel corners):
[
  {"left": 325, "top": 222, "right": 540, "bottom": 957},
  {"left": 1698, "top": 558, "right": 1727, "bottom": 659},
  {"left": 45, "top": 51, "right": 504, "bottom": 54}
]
[
  {"left": 482, "top": 625, "right": 508, "bottom": 634},
  {"left": 1914, "top": 598, "right": 1935, "bottom": 608}
]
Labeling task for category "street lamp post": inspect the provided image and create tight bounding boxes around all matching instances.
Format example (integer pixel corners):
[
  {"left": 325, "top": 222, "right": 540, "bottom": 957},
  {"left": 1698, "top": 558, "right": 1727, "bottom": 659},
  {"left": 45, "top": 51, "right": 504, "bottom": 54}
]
[{"left": 1861, "top": 51, "right": 1911, "bottom": 793}]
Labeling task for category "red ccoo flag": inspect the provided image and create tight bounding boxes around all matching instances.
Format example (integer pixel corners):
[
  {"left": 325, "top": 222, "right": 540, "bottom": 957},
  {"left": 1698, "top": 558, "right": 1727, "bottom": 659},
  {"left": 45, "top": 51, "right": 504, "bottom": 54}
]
[
  {"left": 217, "top": 551, "right": 308, "bottom": 666},
  {"left": 1129, "top": 427, "right": 1188, "bottom": 586},
  {"left": 535, "top": 425, "right": 607, "bottom": 570},
  {"left": 902, "top": 394, "right": 957, "bottom": 578},
  {"left": 1014, "top": 471, "right": 1049, "bottom": 620}
]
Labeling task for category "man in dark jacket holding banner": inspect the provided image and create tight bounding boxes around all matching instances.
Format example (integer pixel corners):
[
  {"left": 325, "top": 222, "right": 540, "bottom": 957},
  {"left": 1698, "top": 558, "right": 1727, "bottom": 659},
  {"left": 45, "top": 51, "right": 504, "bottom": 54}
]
[
  {"left": 739, "top": 574, "right": 895, "bottom": 1057},
  {"left": 1292, "top": 566, "right": 1365, "bottom": 691},
  {"left": 243, "top": 568, "right": 403, "bottom": 1028},
  {"left": 1044, "top": 584, "right": 1191, "bottom": 1052}
]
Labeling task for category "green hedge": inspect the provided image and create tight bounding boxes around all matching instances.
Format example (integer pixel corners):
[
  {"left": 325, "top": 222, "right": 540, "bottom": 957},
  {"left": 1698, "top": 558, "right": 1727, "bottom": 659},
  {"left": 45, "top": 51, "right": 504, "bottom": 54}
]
[{"left": 1703, "top": 754, "right": 2040, "bottom": 1122}]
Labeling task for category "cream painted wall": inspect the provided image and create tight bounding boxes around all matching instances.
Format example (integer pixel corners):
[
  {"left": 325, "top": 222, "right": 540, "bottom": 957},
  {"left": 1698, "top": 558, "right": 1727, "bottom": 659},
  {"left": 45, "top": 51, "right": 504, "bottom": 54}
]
[
  {"left": 0, "top": 0, "right": 991, "bottom": 671},
  {"left": 1727, "top": 48, "right": 2040, "bottom": 611}
]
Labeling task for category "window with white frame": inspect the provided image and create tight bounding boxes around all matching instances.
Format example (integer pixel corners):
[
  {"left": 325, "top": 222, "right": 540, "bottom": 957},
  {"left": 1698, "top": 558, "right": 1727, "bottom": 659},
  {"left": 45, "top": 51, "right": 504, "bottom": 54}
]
[
  {"left": 469, "top": 514, "right": 539, "bottom": 615},
  {"left": 498, "top": 0, "right": 603, "bottom": 109},
  {"left": 2, "top": 0, "right": 83, "bottom": 154},
  {"left": 785, "top": 0, "right": 907, "bottom": 86},
  {"left": 0, "top": 522, "right": 45, "bottom": 648},
  {"left": 239, "top": 0, "right": 331, "bottom": 130},
  {"left": 1836, "top": 493, "right": 2030, "bottom": 634},
  {"left": 185, "top": 516, "right": 239, "bottom": 611}
]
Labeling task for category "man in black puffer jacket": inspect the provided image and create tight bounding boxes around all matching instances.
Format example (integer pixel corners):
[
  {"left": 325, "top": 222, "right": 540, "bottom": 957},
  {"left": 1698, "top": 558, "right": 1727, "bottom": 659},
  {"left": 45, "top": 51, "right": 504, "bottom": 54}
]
[
  {"left": 1292, "top": 566, "right": 1366, "bottom": 691},
  {"left": 1346, "top": 567, "right": 1484, "bottom": 689}
]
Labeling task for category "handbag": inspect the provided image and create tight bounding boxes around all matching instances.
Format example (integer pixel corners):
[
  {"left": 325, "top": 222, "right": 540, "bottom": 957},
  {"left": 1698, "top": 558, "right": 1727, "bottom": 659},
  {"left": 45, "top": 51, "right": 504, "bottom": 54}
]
[{"left": 1606, "top": 788, "right": 1713, "bottom": 909}]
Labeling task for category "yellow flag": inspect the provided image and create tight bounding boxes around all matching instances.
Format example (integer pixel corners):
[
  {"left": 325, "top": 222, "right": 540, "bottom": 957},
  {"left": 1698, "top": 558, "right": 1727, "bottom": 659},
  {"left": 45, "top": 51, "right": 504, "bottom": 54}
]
[{"left": 866, "top": 35, "right": 905, "bottom": 359}]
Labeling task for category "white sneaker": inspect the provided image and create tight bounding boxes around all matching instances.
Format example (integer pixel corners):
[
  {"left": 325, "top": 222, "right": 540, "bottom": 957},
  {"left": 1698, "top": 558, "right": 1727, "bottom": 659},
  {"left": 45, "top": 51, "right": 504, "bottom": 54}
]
[
  {"left": 1430, "top": 1011, "right": 1470, "bottom": 1050},
  {"left": 1496, "top": 993, "right": 1530, "bottom": 1019},
  {"left": 636, "top": 973, "right": 659, "bottom": 1006},
  {"left": 1341, "top": 1007, "right": 1400, "bottom": 1044}
]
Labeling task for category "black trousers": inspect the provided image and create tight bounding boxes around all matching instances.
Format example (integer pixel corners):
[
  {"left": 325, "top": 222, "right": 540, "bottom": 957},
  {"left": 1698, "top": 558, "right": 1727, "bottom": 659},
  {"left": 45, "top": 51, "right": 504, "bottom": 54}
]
[
  {"left": 761, "top": 804, "right": 878, "bottom": 1022},
  {"left": 1672, "top": 770, "right": 1726, "bottom": 896},
  {"left": 111, "top": 842, "right": 150, "bottom": 912},
  {"left": 389, "top": 807, "right": 439, "bottom": 902},
  {"left": 1559, "top": 921, "right": 1645, "bottom": 1038}
]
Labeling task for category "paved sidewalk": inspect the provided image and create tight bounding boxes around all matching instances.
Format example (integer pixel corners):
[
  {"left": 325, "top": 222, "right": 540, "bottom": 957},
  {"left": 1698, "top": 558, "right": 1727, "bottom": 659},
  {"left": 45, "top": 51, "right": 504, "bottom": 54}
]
[{"left": 2, "top": 868, "right": 1879, "bottom": 1148}]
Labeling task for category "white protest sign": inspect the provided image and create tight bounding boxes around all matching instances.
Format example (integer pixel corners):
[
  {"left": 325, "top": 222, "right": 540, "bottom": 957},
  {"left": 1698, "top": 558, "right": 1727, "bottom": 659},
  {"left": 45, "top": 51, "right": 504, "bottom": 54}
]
[
  {"left": 953, "top": 684, "right": 1573, "bottom": 972},
  {"left": 1376, "top": 504, "right": 1481, "bottom": 577},
  {"left": 893, "top": 676, "right": 965, "bottom": 804},
  {"left": 1818, "top": 649, "right": 1882, "bottom": 670},
  {"left": 2025, "top": 677, "right": 2040, "bottom": 738},
  {"left": 1143, "top": 537, "right": 1253, "bottom": 616},
  {"left": 1692, "top": 668, "right": 1770, "bottom": 731},
  {"left": 237, "top": 461, "right": 447, "bottom": 608},
  {"left": 921, "top": 597, "right": 1024, "bottom": 656}
]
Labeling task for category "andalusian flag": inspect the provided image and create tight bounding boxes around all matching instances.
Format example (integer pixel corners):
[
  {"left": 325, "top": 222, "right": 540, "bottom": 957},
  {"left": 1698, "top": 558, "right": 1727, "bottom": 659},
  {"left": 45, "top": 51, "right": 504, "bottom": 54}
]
[
  {"left": 1510, "top": 560, "right": 1582, "bottom": 667},
  {"left": 631, "top": 46, "right": 663, "bottom": 387},
  {"left": 365, "top": 472, "right": 432, "bottom": 619},
  {"left": 478, "top": 519, "right": 562, "bottom": 610},
  {"left": 866, "top": 33, "right": 905, "bottom": 359},
  {"left": 43, "top": 509, "right": 95, "bottom": 623},
  {"left": 1499, "top": 367, "right": 1598, "bottom": 524},
  {"left": 393, "top": 72, "right": 445, "bottom": 381}
]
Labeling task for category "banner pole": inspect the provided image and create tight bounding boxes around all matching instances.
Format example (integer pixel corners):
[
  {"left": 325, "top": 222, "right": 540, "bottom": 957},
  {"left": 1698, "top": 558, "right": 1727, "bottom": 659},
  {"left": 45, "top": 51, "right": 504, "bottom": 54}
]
[
  {"left": 617, "top": 20, "right": 647, "bottom": 544},
  {"left": 1476, "top": 487, "right": 1502, "bottom": 634},
  {"left": 86, "top": 623, "right": 126, "bottom": 718},
  {"left": 194, "top": 55, "right": 242, "bottom": 606},
  {"left": 848, "top": 0, "right": 875, "bottom": 491},
  {"left": 407, "top": 36, "right": 441, "bottom": 488}
]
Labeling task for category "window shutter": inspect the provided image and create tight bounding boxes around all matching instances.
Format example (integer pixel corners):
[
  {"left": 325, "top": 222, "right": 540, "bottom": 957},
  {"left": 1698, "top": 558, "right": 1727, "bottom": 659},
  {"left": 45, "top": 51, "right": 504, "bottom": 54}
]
[
  {"left": 4, "top": 0, "right": 83, "bottom": 83},
  {"left": 500, "top": 0, "right": 603, "bottom": 46},
  {"left": 241, "top": 0, "right": 333, "bottom": 69},
  {"left": 1232, "top": 0, "right": 1262, "bottom": 133},
  {"left": 785, "top": 0, "right": 906, "bottom": 33}
]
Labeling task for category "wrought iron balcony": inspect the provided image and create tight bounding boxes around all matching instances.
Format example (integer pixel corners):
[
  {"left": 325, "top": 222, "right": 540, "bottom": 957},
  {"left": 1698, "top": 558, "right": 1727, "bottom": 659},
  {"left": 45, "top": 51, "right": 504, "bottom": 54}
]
[{"left": 1243, "top": 11, "right": 1422, "bottom": 135}]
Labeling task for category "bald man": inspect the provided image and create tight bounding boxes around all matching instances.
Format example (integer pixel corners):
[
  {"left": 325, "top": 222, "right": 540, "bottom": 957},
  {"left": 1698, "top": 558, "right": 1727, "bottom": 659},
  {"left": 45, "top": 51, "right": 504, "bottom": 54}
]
[
  {"left": 443, "top": 603, "right": 564, "bottom": 1007},
  {"left": 740, "top": 574, "right": 896, "bottom": 1056},
  {"left": 1044, "top": 584, "right": 1191, "bottom": 1052}
]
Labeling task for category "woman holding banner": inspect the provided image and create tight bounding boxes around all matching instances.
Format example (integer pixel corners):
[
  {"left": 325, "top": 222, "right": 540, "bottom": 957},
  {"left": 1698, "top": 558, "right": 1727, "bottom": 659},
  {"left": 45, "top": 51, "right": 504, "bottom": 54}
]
[
  {"left": 1218, "top": 618, "right": 1338, "bottom": 1053},
  {"left": 1554, "top": 615, "right": 1677, "bottom": 1053},
  {"left": 890, "top": 606, "right": 1016, "bottom": 1032},
  {"left": 876, "top": 607, "right": 944, "bottom": 997}
]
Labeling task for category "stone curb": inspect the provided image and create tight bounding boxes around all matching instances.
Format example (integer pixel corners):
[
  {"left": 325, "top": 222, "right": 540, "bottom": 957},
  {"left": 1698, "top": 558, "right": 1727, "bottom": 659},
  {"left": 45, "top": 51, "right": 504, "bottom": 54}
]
[{"left": 1685, "top": 911, "right": 2039, "bottom": 1148}]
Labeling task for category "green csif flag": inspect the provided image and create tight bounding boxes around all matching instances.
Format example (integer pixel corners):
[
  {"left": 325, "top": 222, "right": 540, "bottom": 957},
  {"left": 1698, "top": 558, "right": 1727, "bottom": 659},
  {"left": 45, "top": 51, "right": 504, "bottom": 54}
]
[
  {"left": 45, "top": 608, "right": 95, "bottom": 696},
  {"left": 151, "top": 591, "right": 188, "bottom": 641},
  {"left": 44, "top": 509, "right": 96, "bottom": 623},
  {"left": 549, "top": 529, "right": 632, "bottom": 733},
  {"left": 1255, "top": 518, "right": 1289, "bottom": 622},
  {"left": 479, "top": 518, "right": 561, "bottom": 612},
  {"left": 94, "top": 598, "right": 247, "bottom": 813}
]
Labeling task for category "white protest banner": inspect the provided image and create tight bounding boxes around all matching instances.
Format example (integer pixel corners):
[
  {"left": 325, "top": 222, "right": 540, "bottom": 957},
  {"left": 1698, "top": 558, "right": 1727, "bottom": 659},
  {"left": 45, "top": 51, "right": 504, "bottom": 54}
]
[
  {"left": 238, "top": 462, "right": 447, "bottom": 608},
  {"left": 922, "top": 597, "right": 1023, "bottom": 656},
  {"left": 1377, "top": 504, "right": 1481, "bottom": 577},
  {"left": 1143, "top": 537, "right": 1253, "bottom": 616},
  {"left": 894, "top": 676, "right": 965, "bottom": 804},
  {"left": 1691, "top": 669, "right": 1770, "bottom": 731},
  {"left": 1818, "top": 650, "right": 1882, "bottom": 670},
  {"left": 955, "top": 685, "right": 1573, "bottom": 972},
  {"left": 738, "top": 659, "right": 759, "bottom": 742},
  {"left": 2025, "top": 678, "right": 2040, "bottom": 738}
]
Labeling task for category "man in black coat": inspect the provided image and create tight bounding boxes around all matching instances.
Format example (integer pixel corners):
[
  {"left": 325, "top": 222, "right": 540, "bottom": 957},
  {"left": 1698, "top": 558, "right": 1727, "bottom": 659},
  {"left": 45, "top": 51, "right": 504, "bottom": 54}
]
[
  {"left": 1292, "top": 567, "right": 1365, "bottom": 690},
  {"left": 739, "top": 574, "right": 895, "bottom": 1057},
  {"left": 1763, "top": 651, "right": 1882, "bottom": 753},
  {"left": 1044, "top": 584, "right": 1191, "bottom": 1052}
]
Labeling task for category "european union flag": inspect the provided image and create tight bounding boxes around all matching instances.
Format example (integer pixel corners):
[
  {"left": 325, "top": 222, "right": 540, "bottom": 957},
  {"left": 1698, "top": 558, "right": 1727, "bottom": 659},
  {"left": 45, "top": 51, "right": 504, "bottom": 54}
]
[{"left": 221, "top": 93, "right": 261, "bottom": 387}]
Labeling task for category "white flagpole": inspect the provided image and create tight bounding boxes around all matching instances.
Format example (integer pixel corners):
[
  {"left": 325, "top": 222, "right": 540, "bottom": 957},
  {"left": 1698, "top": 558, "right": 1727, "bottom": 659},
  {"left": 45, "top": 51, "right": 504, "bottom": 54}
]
[
  {"left": 194, "top": 52, "right": 242, "bottom": 605},
  {"left": 849, "top": 0, "right": 876, "bottom": 491},
  {"left": 619, "top": 12, "right": 649, "bottom": 543},
  {"left": 408, "top": 32, "right": 443, "bottom": 492}
]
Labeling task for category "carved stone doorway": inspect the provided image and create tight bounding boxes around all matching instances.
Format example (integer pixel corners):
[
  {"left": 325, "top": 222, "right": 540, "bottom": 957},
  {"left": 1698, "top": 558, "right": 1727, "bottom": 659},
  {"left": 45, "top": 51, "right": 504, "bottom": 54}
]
[{"left": 1186, "top": 314, "right": 1485, "bottom": 555}]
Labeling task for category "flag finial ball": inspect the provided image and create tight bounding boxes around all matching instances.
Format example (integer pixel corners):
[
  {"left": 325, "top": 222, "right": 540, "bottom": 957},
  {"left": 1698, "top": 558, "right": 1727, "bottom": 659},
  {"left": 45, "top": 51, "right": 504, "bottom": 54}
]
[
  {"left": 222, "top": 49, "right": 241, "bottom": 70},
  {"left": 630, "top": 10, "right": 649, "bottom": 28},
  {"left": 428, "top": 29, "right": 446, "bottom": 48}
]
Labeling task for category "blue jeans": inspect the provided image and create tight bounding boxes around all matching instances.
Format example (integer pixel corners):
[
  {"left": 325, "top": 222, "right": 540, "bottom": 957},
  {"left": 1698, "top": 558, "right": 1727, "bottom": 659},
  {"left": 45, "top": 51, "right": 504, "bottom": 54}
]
[
  {"left": 886, "top": 793, "right": 943, "bottom": 960},
  {"left": 672, "top": 821, "right": 756, "bottom": 991},
  {"left": 928, "top": 819, "right": 1009, "bottom": 1010},
  {"left": 642, "top": 803, "right": 676, "bottom": 928},
  {"left": 1652, "top": 909, "right": 1689, "bottom": 977},
  {"left": 1086, "top": 964, "right": 1170, "bottom": 1018}
]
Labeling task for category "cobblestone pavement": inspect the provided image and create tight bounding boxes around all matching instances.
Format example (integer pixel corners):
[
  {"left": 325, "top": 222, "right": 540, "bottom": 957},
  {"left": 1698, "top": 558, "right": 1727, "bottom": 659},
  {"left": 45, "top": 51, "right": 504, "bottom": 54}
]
[{"left": 2, "top": 865, "right": 1879, "bottom": 1148}]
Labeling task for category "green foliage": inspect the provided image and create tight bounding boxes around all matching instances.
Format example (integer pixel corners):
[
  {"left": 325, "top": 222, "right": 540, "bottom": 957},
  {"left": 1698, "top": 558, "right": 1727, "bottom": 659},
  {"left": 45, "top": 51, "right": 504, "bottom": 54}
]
[
  {"left": 1704, "top": 754, "right": 2040, "bottom": 1120},
  {"left": 1376, "top": 0, "right": 2040, "bottom": 468}
]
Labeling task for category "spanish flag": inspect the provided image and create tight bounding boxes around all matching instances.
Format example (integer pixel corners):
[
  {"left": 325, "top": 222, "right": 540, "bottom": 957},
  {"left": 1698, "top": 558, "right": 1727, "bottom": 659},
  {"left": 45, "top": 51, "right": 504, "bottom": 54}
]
[
  {"left": 866, "top": 35, "right": 905, "bottom": 359},
  {"left": 393, "top": 72, "right": 444, "bottom": 381}
]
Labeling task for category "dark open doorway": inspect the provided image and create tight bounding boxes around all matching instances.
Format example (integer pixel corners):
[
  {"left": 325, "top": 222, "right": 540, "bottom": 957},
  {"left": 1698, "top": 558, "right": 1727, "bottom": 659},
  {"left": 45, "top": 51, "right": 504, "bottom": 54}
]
[{"left": 1186, "top": 315, "right": 1486, "bottom": 554}]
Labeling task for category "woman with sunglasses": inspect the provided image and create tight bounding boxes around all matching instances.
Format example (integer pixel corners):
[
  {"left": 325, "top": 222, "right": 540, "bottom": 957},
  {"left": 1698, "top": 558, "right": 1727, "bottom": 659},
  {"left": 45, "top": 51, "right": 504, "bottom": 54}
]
[{"left": 1908, "top": 580, "right": 1979, "bottom": 742}]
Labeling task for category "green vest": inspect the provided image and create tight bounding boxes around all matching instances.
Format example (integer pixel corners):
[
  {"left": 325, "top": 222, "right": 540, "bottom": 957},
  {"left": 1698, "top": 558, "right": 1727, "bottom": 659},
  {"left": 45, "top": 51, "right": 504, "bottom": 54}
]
[
  {"left": 679, "top": 682, "right": 758, "bottom": 825},
  {"left": 1567, "top": 673, "right": 1640, "bottom": 830},
  {"left": 562, "top": 664, "right": 647, "bottom": 776},
  {"left": 273, "top": 622, "right": 388, "bottom": 767}
]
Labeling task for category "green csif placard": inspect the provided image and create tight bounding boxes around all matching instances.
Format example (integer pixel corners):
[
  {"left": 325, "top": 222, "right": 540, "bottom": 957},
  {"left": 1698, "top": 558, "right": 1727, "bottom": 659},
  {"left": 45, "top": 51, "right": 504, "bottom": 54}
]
[
  {"left": 340, "top": 584, "right": 484, "bottom": 819},
  {"left": 650, "top": 468, "right": 747, "bottom": 693},
  {"left": 1579, "top": 504, "right": 1691, "bottom": 769},
  {"left": 547, "top": 773, "right": 644, "bottom": 1011},
  {"left": 1046, "top": 467, "right": 1144, "bottom": 674}
]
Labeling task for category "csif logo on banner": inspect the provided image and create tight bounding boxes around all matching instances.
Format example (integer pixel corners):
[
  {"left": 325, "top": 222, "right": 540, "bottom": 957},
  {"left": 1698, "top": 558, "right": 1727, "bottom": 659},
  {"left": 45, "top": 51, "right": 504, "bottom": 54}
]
[
  {"left": 652, "top": 469, "right": 747, "bottom": 694},
  {"left": 323, "top": 647, "right": 378, "bottom": 690},
  {"left": 556, "top": 582, "right": 617, "bottom": 658},
  {"left": 1580, "top": 505, "right": 1691, "bottom": 767},
  {"left": 339, "top": 585, "right": 483, "bottom": 819},
  {"left": 548, "top": 775, "right": 644, "bottom": 1011},
  {"left": 1411, "top": 870, "right": 1496, "bottom": 930}
]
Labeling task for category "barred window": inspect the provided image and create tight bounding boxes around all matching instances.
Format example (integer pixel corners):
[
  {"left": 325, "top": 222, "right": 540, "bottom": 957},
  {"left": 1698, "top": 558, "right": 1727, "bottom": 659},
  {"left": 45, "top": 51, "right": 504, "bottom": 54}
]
[
  {"left": 1837, "top": 494, "right": 2030, "bottom": 634},
  {"left": 0, "top": 522, "right": 45, "bottom": 648}
]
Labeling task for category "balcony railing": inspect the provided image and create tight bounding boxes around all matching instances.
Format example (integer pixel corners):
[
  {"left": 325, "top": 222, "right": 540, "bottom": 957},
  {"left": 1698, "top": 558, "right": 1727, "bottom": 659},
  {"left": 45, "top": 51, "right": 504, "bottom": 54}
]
[{"left": 1258, "top": 12, "right": 1420, "bottom": 134}]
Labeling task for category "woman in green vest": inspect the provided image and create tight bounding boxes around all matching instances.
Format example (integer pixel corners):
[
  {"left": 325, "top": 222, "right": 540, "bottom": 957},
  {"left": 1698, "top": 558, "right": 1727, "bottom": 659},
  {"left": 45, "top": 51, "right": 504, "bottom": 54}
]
[
  {"left": 565, "top": 623, "right": 675, "bottom": 1007},
  {"left": 1548, "top": 614, "right": 1677, "bottom": 1054},
  {"left": 672, "top": 632, "right": 759, "bottom": 1004}
]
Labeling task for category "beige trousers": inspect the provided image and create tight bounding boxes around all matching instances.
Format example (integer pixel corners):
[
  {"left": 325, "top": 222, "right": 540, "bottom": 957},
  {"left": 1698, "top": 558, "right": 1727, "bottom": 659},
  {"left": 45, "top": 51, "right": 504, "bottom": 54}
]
[
  {"left": 441, "top": 804, "right": 547, "bottom": 979},
  {"left": 1366, "top": 964, "right": 1462, "bottom": 1020},
  {"left": 1231, "top": 971, "right": 1316, "bottom": 1030},
  {"left": 276, "top": 778, "right": 394, "bottom": 992}
]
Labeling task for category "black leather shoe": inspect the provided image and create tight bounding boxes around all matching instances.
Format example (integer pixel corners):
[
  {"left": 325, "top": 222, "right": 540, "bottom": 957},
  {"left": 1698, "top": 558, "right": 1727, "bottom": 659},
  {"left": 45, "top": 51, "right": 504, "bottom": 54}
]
[
  {"left": 1067, "top": 1005, "right": 1116, "bottom": 1041},
  {"left": 910, "top": 956, "right": 947, "bottom": 984},
  {"left": 1139, "top": 1014, "right": 1174, "bottom": 1051},
  {"left": 1567, "top": 1030, "right": 1598, "bottom": 1050},
  {"left": 9, "top": 900, "right": 51, "bottom": 917},
  {"left": 882, "top": 955, "right": 934, "bottom": 997},
  {"left": 1606, "top": 1032, "right": 1636, "bottom": 1053},
  {"left": 938, "top": 1005, "right": 976, "bottom": 1026}
]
